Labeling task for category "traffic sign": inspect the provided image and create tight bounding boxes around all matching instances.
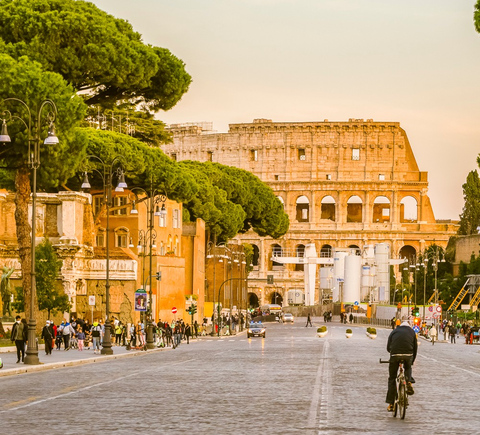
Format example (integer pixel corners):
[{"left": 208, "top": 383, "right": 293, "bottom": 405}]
[
  {"left": 354, "top": 301, "right": 359, "bottom": 306},
  {"left": 436, "top": 306, "right": 442, "bottom": 313},
  {"left": 428, "top": 306, "right": 433, "bottom": 312},
  {"left": 413, "top": 325, "right": 420, "bottom": 333},
  {"left": 172, "top": 307, "right": 177, "bottom": 314},
  {"left": 88, "top": 295, "right": 95, "bottom": 306}
]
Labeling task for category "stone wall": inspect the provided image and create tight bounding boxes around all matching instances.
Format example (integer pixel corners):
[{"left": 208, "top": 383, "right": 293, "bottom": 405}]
[{"left": 165, "top": 119, "right": 458, "bottom": 307}]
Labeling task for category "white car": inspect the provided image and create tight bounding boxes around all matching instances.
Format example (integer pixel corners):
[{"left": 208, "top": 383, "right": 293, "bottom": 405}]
[{"left": 283, "top": 313, "right": 294, "bottom": 323}]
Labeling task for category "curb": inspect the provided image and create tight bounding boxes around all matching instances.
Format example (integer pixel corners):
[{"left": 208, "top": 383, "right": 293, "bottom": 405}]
[{"left": 0, "top": 346, "right": 170, "bottom": 378}]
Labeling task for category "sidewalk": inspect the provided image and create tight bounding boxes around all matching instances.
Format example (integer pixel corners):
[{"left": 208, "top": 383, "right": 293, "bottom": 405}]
[
  {"left": 0, "top": 331, "right": 245, "bottom": 377},
  {"left": 0, "top": 343, "right": 171, "bottom": 378}
]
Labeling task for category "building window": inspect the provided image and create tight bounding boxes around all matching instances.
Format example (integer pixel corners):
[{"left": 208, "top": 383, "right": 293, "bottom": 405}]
[
  {"left": 173, "top": 209, "right": 180, "bottom": 229},
  {"left": 298, "top": 149, "right": 306, "bottom": 160},
  {"left": 96, "top": 229, "right": 105, "bottom": 247},
  {"left": 326, "top": 174, "right": 332, "bottom": 180},
  {"left": 171, "top": 153, "right": 177, "bottom": 161},
  {"left": 159, "top": 209, "right": 167, "bottom": 228},
  {"left": 274, "top": 175, "right": 279, "bottom": 181},
  {"left": 94, "top": 196, "right": 103, "bottom": 215},
  {"left": 379, "top": 174, "right": 385, "bottom": 181},
  {"left": 115, "top": 229, "right": 128, "bottom": 248},
  {"left": 352, "top": 149, "right": 360, "bottom": 161},
  {"left": 250, "top": 150, "right": 258, "bottom": 161},
  {"left": 112, "top": 196, "right": 127, "bottom": 215},
  {"left": 207, "top": 151, "right": 213, "bottom": 162}
]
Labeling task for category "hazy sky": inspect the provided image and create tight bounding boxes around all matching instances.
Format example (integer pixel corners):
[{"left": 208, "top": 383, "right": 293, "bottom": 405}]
[{"left": 92, "top": 0, "right": 480, "bottom": 221}]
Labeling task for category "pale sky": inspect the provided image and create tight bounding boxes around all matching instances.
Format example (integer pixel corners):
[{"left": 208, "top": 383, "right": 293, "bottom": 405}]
[{"left": 92, "top": 0, "right": 480, "bottom": 221}]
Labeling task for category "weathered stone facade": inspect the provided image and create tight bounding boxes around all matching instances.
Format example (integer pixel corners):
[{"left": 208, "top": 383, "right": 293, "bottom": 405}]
[
  {"left": 0, "top": 189, "right": 206, "bottom": 324},
  {"left": 165, "top": 118, "right": 458, "bottom": 306}
]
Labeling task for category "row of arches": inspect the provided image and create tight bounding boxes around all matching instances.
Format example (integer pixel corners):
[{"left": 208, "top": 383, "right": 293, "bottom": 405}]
[
  {"left": 248, "top": 291, "right": 283, "bottom": 308},
  {"left": 278, "top": 195, "right": 418, "bottom": 223}
]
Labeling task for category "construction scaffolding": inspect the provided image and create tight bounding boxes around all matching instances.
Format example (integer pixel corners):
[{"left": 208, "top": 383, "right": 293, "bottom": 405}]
[{"left": 447, "top": 275, "right": 480, "bottom": 311}]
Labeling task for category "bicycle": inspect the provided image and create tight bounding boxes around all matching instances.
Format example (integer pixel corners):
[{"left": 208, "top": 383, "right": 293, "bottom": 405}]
[{"left": 380, "top": 358, "right": 409, "bottom": 419}]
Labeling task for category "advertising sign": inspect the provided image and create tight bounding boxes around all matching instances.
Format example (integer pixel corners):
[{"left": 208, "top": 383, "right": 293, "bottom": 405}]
[{"left": 135, "top": 289, "right": 147, "bottom": 312}]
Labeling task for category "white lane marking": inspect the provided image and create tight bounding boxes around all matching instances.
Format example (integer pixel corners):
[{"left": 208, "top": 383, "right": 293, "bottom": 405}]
[
  {"left": 418, "top": 354, "right": 480, "bottom": 377},
  {"left": 1, "top": 359, "right": 196, "bottom": 412},
  {"left": 307, "top": 340, "right": 329, "bottom": 429}
]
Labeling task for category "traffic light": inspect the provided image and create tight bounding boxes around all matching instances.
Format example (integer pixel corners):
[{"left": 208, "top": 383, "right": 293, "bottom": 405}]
[
  {"left": 411, "top": 307, "right": 415, "bottom": 317},
  {"left": 155, "top": 271, "right": 162, "bottom": 281},
  {"left": 414, "top": 306, "right": 419, "bottom": 317},
  {"left": 413, "top": 317, "right": 421, "bottom": 327},
  {"left": 188, "top": 304, "right": 197, "bottom": 315}
]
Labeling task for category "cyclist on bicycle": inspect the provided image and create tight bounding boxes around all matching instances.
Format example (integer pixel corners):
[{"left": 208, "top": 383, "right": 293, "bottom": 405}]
[{"left": 386, "top": 320, "right": 417, "bottom": 412}]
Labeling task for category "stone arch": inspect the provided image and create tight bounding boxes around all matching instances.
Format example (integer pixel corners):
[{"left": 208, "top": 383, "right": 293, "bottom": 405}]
[
  {"left": 320, "top": 244, "right": 333, "bottom": 258},
  {"left": 295, "top": 244, "right": 305, "bottom": 271},
  {"left": 277, "top": 196, "right": 285, "bottom": 209},
  {"left": 349, "top": 244, "right": 361, "bottom": 255},
  {"left": 321, "top": 195, "right": 336, "bottom": 221},
  {"left": 399, "top": 245, "right": 416, "bottom": 265},
  {"left": 268, "top": 290, "right": 283, "bottom": 306},
  {"left": 252, "top": 244, "right": 260, "bottom": 266},
  {"left": 296, "top": 195, "right": 310, "bottom": 222},
  {"left": 347, "top": 195, "right": 363, "bottom": 223},
  {"left": 400, "top": 196, "right": 418, "bottom": 223},
  {"left": 373, "top": 196, "right": 391, "bottom": 223},
  {"left": 271, "top": 243, "right": 283, "bottom": 269},
  {"left": 248, "top": 292, "right": 259, "bottom": 309}
]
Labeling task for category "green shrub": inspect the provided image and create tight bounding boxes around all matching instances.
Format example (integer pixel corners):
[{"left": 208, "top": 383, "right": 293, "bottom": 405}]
[
  {"left": 317, "top": 326, "right": 327, "bottom": 333},
  {"left": 367, "top": 327, "right": 377, "bottom": 334},
  {"left": 346, "top": 329, "right": 352, "bottom": 334}
]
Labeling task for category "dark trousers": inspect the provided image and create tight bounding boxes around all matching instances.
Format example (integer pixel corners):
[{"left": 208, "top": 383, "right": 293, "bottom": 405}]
[
  {"left": 63, "top": 334, "right": 70, "bottom": 349},
  {"left": 450, "top": 334, "right": 456, "bottom": 344},
  {"left": 15, "top": 340, "right": 25, "bottom": 361},
  {"left": 386, "top": 356, "right": 413, "bottom": 404},
  {"left": 44, "top": 338, "right": 53, "bottom": 355}
]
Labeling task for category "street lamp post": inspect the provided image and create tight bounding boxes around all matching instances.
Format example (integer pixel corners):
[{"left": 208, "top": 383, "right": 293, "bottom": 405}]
[
  {"left": 81, "top": 156, "right": 128, "bottom": 355},
  {"left": 130, "top": 185, "right": 166, "bottom": 349},
  {"left": 1, "top": 98, "right": 59, "bottom": 365}
]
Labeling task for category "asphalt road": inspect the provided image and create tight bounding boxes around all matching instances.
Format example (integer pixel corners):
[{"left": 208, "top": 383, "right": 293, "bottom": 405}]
[{"left": 1, "top": 319, "right": 479, "bottom": 435}]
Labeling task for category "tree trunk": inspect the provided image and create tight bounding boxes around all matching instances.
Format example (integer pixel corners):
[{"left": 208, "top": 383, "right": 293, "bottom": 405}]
[{"left": 14, "top": 167, "right": 36, "bottom": 324}]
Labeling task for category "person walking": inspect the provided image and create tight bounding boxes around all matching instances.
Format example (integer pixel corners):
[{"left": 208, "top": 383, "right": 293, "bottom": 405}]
[
  {"left": 77, "top": 328, "right": 86, "bottom": 351},
  {"left": 62, "top": 321, "right": 75, "bottom": 350},
  {"left": 41, "top": 320, "right": 54, "bottom": 355},
  {"left": 306, "top": 313, "right": 313, "bottom": 327},
  {"left": 449, "top": 324, "right": 457, "bottom": 344},
  {"left": 185, "top": 323, "right": 191, "bottom": 344},
  {"left": 428, "top": 324, "right": 437, "bottom": 345},
  {"left": 11, "top": 315, "right": 27, "bottom": 363},
  {"left": 193, "top": 320, "right": 199, "bottom": 338},
  {"left": 91, "top": 321, "right": 102, "bottom": 354}
]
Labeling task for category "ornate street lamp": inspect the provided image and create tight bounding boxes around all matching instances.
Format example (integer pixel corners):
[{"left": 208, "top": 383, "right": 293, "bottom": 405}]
[
  {"left": 130, "top": 185, "right": 166, "bottom": 349},
  {"left": 1, "top": 98, "right": 58, "bottom": 365},
  {"left": 81, "top": 156, "right": 127, "bottom": 355}
]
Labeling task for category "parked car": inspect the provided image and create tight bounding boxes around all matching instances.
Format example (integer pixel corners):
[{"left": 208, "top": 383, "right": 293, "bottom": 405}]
[
  {"left": 283, "top": 313, "right": 294, "bottom": 323},
  {"left": 247, "top": 322, "right": 266, "bottom": 338}
]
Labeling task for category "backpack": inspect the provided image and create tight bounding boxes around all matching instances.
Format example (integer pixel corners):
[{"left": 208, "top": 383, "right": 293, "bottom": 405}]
[{"left": 91, "top": 326, "right": 101, "bottom": 338}]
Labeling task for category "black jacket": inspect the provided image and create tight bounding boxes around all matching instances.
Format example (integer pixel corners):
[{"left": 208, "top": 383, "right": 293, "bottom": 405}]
[
  {"left": 11, "top": 321, "right": 28, "bottom": 342},
  {"left": 387, "top": 325, "right": 417, "bottom": 363}
]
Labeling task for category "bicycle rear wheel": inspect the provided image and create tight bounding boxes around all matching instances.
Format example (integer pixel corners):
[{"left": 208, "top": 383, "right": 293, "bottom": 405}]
[{"left": 398, "top": 382, "right": 407, "bottom": 419}]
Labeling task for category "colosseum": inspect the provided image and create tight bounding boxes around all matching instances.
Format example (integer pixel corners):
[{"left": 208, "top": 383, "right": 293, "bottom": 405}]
[{"left": 164, "top": 118, "right": 458, "bottom": 308}]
